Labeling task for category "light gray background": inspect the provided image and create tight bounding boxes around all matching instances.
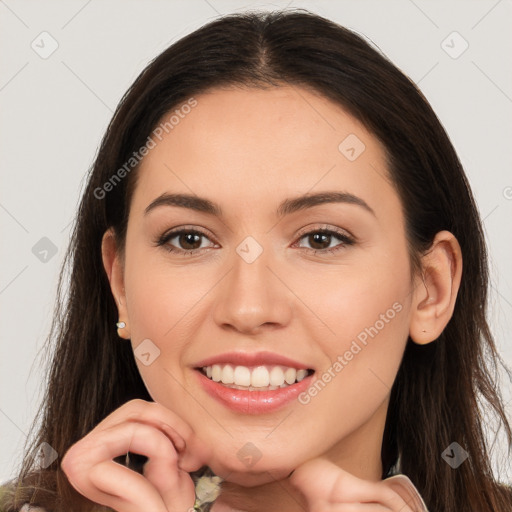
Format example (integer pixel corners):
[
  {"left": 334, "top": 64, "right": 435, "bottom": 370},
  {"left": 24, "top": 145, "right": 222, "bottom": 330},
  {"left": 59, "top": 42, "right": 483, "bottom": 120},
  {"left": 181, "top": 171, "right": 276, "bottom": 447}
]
[{"left": 1, "top": 0, "right": 511, "bottom": 485}]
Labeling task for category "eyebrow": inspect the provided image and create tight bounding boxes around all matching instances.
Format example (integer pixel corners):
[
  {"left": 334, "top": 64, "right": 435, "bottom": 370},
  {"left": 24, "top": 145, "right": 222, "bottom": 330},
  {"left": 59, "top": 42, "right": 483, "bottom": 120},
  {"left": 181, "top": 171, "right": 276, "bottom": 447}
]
[{"left": 144, "top": 191, "right": 376, "bottom": 218}]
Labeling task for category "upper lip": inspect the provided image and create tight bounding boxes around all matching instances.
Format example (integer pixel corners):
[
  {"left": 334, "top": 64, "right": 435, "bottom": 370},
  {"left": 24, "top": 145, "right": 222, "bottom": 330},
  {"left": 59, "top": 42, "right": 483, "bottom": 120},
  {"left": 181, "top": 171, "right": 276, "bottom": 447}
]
[{"left": 193, "top": 351, "right": 313, "bottom": 370}]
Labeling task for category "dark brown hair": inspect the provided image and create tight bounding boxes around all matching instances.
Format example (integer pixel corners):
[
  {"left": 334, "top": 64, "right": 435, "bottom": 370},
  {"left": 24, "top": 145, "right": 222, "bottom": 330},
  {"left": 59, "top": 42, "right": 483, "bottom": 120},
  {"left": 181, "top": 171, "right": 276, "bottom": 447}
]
[{"left": 2, "top": 9, "right": 511, "bottom": 512}]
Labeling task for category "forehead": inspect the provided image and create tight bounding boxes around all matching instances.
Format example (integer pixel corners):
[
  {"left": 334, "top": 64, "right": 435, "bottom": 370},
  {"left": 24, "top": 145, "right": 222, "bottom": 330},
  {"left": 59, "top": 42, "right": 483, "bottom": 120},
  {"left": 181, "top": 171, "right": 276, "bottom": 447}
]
[{"left": 131, "top": 85, "right": 398, "bottom": 221}]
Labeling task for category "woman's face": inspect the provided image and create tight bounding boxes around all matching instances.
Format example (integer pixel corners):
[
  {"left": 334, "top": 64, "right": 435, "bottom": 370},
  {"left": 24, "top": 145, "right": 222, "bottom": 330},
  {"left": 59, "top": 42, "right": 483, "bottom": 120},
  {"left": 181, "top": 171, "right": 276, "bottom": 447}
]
[{"left": 113, "top": 85, "right": 417, "bottom": 485}]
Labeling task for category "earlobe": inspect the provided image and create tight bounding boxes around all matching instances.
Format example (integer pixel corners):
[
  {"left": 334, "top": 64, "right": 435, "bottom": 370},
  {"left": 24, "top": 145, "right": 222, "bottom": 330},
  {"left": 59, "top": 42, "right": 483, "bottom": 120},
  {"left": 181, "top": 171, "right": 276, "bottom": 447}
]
[
  {"left": 101, "top": 228, "right": 131, "bottom": 339},
  {"left": 409, "top": 230, "right": 462, "bottom": 345}
]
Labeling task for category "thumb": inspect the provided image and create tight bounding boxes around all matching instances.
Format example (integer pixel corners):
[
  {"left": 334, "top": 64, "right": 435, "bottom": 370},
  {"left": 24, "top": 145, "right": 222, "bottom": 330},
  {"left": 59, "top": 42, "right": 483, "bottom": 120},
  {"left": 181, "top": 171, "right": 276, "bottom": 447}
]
[{"left": 288, "top": 458, "right": 354, "bottom": 504}]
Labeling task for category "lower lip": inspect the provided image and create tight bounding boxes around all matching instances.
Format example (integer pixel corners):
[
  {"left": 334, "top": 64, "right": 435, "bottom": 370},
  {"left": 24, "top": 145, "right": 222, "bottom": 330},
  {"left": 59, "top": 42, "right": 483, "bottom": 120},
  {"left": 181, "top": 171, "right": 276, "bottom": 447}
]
[{"left": 195, "top": 369, "right": 315, "bottom": 414}]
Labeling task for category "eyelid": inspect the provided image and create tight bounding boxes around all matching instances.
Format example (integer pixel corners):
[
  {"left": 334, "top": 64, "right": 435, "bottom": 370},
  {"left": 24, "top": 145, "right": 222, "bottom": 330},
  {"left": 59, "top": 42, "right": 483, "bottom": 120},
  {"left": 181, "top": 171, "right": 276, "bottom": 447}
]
[
  {"left": 155, "top": 226, "right": 218, "bottom": 252},
  {"left": 156, "top": 223, "right": 356, "bottom": 255},
  {"left": 158, "top": 225, "right": 216, "bottom": 242},
  {"left": 294, "top": 223, "right": 356, "bottom": 242},
  {"left": 292, "top": 225, "right": 356, "bottom": 255}
]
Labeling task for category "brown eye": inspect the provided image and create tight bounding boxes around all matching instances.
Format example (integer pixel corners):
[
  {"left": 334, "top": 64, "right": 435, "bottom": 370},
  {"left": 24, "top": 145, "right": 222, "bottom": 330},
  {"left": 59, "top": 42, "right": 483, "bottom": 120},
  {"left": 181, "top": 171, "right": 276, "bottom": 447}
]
[
  {"left": 176, "top": 232, "right": 203, "bottom": 250},
  {"left": 156, "top": 229, "right": 216, "bottom": 254},
  {"left": 305, "top": 232, "right": 333, "bottom": 250},
  {"left": 295, "top": 229, "right": 355, "bottom": 254}
]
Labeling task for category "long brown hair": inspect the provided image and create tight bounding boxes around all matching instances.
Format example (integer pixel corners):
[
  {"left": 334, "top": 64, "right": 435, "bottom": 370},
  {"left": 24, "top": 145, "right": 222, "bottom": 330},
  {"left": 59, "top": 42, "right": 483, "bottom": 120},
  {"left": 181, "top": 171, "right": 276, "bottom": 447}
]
[{"left": 2, "top": 9, "right": 511, "bottom": 512}]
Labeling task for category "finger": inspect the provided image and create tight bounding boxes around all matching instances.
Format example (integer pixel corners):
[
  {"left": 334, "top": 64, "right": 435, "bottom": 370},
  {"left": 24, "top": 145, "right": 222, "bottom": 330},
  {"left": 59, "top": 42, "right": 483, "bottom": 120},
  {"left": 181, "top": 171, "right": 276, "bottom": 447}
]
[
  {"left": 289, "top": 458, "right": 411, "bottom": 510},
  {"left": 94, "top": 399, "right": 211, "bottom": 471},
  {"left": 62, "top": 420, "right": 195, "bottom": 512},
  {"left": 289, "top": 458, "right": 379, "bottom": 502},
  {"left": 93, "top": 420, "right": 200, "bottom": 511},
  {"left": 94, "top": 399, "right": 192, "bottom": 447},
  {"left": 141, "top": 432, "right": 198, "bottom": 511},
  {"left": 105, "top": 421, "right": 195, "bottom": 510},
  {"left": 86, "top": 460, "right": 167, "bottom": 512}
]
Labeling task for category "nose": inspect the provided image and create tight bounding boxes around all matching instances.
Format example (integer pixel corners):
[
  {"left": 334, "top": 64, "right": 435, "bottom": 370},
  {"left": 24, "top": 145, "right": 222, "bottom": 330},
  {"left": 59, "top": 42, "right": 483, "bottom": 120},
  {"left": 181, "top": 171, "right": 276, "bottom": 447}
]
[{"left": 212, "top": 242, "right": 293, "bottom": 335}]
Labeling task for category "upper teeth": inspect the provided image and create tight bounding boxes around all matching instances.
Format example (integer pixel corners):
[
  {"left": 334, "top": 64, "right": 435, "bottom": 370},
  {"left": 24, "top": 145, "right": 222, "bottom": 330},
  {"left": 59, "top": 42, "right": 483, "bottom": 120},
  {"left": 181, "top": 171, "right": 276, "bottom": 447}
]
[{"left": 203, "top": 364, "right": 309, "bottom": 388}]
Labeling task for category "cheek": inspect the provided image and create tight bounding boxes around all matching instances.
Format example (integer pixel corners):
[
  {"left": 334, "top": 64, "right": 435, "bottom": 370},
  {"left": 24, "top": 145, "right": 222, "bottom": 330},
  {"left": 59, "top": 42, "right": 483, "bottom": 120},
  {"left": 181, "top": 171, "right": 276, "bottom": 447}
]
[
  {"left": 122, "top": 247, "right": 217, "bottom": 392},
  {"left": 328, "top": 275, "right": 409, "bottom": 353},
  {"left": 305, "top": 249, "right": 410, "bottom": 344},
  {"left": 296, "top": 253, "right": 412, "bottom": 431},
  {"left": 123, "top": 243, "right": 209, "bottom": 340}
]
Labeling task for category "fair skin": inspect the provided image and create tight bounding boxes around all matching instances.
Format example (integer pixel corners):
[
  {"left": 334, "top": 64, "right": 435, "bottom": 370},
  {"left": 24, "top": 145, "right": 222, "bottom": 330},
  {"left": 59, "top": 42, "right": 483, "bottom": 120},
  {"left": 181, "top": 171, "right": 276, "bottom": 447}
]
[{"left": 61, "top": 85, "right": 462, "bottom": 512}]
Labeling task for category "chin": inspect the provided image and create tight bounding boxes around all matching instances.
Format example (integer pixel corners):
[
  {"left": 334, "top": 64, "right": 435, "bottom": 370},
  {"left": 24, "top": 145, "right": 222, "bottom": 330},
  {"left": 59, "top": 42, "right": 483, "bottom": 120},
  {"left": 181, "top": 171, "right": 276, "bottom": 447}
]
[
  {"left": 214, "top": 467, "right": 293, "bottom": 488},
  {"left": 208, "top": 454, "right": 296, "bottom": 487}
]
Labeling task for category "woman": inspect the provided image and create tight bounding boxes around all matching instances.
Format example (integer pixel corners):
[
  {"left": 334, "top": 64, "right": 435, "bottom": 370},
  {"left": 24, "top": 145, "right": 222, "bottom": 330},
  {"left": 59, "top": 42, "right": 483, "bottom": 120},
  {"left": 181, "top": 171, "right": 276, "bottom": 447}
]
[{"left": 1, "top": 9, "right": 511, "bottom": 512}]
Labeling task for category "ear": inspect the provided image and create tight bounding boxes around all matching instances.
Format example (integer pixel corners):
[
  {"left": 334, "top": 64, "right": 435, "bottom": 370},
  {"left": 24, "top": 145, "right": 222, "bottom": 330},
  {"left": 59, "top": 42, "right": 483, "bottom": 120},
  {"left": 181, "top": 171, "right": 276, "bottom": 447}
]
[
  {"left": 101, "top": 228, "right": 131, "bottom": 339},
  {"left": 409, "top": 230, "right": 462, "bottom": 344}
]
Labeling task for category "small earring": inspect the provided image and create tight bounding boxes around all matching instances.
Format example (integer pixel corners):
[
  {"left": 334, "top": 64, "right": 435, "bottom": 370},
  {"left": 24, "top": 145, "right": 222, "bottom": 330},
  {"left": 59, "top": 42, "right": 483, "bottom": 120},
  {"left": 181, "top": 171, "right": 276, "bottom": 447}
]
[{"left": 116, "top": 321, "right": 126, "bottom": 329}]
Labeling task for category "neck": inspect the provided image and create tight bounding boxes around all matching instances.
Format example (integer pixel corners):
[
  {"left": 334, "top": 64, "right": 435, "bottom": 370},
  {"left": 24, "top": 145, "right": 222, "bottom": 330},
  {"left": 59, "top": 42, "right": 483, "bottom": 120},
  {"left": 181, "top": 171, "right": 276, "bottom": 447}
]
[{"left": 211, "top": 397, "right": 389, "bottom": 512}]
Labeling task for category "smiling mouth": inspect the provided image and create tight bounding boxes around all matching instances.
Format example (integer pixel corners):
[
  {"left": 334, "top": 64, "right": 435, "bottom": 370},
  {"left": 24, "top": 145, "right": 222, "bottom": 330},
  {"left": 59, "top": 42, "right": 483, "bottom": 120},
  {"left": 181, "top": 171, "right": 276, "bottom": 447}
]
[{"left": 197, "top": 364, "right": 315, "bottom": 391}]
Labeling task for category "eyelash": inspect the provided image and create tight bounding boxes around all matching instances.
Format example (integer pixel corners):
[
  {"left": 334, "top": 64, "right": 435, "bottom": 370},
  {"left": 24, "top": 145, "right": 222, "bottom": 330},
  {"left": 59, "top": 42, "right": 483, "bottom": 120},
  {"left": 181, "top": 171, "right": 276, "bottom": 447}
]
[{"left": 155, "top": 226, "right": 355, "bottom": 257}]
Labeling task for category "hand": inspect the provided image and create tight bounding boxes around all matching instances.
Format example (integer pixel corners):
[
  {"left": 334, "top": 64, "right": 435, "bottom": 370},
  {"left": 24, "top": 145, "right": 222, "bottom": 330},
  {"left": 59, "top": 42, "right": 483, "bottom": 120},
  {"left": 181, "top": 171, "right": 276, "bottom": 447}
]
[
  {"left": 61, "top": 398, "right": 212, "bottom": 512},
  {"left": 289, "top": 458, "right": 428, "bottom": 511}
]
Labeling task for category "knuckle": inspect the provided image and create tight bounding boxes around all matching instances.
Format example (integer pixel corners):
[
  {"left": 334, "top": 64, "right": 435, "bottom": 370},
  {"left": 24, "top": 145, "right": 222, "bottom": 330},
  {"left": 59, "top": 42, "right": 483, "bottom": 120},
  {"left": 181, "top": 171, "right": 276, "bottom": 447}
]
[
  {"left": 119, "top": 399, "right": 149, "bottom": 422},
  {"left": 121, "top": 400, "right": 172, "bottom": 430},
  {"left": 60, "top": 452, "right": 72, "bottom": 474},
  {"left": 61, "top": 443, "right": 80, "bottom": 471},
  {"left": 61, "top": 448, "right": 84, "bottom": 482},
  {"left": 123, "top": 398, "right": 148, "bottom": 412}
]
